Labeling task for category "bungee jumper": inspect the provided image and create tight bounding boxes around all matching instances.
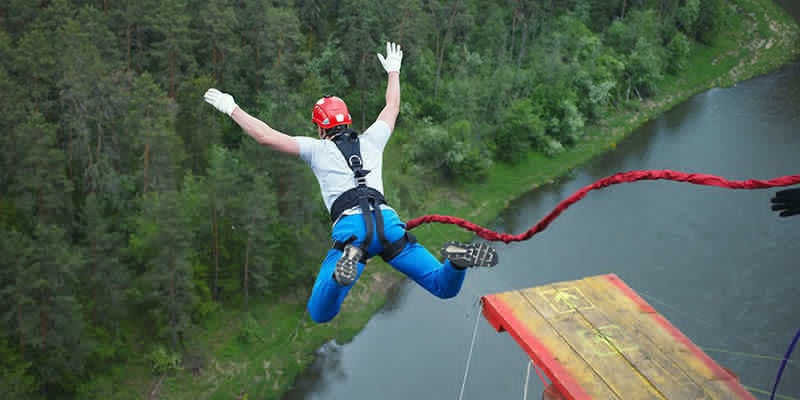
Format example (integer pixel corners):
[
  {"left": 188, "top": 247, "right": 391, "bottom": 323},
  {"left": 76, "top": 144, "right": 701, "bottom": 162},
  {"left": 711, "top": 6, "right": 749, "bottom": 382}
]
[{"left": 204, "top": 41, "right": 498, "bottom": 324}]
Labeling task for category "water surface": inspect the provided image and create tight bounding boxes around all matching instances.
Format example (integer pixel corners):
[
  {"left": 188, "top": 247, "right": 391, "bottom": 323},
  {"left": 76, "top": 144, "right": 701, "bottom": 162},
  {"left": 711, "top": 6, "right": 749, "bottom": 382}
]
[{"left": 285, "top": 15, "right": 800, "bottom": 400}]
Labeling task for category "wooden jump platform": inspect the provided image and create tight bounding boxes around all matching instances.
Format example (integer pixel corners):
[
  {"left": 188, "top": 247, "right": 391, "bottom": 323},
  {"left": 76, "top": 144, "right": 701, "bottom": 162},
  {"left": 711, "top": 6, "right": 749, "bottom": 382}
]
[{"left": 481, "top": 274, "right": 755, "bottom": 400}]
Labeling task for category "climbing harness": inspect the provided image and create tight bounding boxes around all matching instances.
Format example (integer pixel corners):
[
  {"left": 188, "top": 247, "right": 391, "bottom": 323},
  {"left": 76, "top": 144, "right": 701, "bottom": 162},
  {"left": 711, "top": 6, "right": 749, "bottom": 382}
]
[
  {"left": 329, "top": 129, "right": 416, "bottom": 262},
  {"left": 406, "top": 170, "right": 800, "bottom": 242}
]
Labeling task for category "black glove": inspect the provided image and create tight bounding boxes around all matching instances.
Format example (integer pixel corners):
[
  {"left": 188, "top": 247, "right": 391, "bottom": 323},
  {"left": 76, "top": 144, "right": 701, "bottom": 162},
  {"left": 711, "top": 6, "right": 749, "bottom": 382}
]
[{"left": 771, "top": 188, "right": 800, "bottom": 217}]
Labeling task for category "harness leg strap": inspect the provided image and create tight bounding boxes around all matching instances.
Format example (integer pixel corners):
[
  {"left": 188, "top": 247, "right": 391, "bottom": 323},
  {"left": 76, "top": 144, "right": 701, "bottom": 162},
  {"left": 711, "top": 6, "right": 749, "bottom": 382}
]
[
  {"left": 380, "top": 232, "right": 417, "bottom": 262},
  {"left": 372, "top": 200, "right": 415, "bottom": 262},
  {"left": 332, "top": 234, "right": 368, "bottom": 263},
  {"left": 358, "top": 196, "right": 374, "bottom": 254},
  {"left": 331, "top": 196, "right": 374, "bottom": 263},
  {"left": 373, "top": 202, "right": 391, "bottom": 251}
]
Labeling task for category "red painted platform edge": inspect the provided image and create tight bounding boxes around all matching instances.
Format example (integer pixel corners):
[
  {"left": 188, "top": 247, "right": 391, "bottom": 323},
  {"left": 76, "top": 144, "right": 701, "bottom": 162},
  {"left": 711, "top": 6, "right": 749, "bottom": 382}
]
[
  {"left": 603, "top": 274, "right": 756, "bottom": 400},
  {"left": 481, "top": 294, "right": 592, "bottom": 400}
]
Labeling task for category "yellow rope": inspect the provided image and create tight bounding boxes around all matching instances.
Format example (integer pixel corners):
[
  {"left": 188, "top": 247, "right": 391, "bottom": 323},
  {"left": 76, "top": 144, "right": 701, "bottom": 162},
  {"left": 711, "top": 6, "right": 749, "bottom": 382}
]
[
  {"left": 743, "top": 385, "right": 799, "bottom": 400},
  {"left": 700, "top": 346, "right": 795, "bottom": 364},
  {"left": 638, "top": 291, "right": 792, "bottom": 364}
]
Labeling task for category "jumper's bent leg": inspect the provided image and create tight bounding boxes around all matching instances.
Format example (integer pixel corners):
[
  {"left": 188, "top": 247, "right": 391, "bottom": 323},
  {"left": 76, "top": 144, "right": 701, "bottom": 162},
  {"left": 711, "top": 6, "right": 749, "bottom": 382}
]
[
  {"left": 389, "top": 242, "right": 466, "bottom": 299},
  {"left": 307, "top": 248, "right": 365, "bottom": 323}
]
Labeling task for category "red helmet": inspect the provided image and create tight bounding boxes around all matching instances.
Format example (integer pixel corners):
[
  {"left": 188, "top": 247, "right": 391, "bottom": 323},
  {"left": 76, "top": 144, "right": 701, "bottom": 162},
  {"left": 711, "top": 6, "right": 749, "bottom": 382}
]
[{"left": 312, "top": 95, "right": 352, "bottom": 129}]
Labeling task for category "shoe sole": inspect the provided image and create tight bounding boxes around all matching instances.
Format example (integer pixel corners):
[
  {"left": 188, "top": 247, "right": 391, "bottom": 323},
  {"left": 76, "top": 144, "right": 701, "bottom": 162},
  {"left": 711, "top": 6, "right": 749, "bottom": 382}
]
[
  {"left": 334, "top": 245, "right": 362, "bottom": 286},
  {"left": 441, "top": 241, "right": 498, "bottom": 267}
]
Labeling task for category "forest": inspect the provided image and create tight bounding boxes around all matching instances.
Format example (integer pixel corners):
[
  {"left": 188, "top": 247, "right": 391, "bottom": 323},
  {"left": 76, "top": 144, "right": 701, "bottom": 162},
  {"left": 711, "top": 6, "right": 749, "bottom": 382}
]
[{"left": 0, "top": 0, "right": 761, "bottom": 397}]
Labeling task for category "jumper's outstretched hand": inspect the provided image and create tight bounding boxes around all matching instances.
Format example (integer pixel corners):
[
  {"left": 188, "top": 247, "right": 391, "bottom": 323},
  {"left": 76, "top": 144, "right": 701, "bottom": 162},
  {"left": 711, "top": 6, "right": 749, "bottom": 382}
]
[
  {"left": 204, "top": 88, "right": 238, "bottom": 116},
  {"left": 377, "top": 42, "right": 403, "bottom": 73},
  {"left": 771, "top": 188, "right": 800, "bottom": 217}
]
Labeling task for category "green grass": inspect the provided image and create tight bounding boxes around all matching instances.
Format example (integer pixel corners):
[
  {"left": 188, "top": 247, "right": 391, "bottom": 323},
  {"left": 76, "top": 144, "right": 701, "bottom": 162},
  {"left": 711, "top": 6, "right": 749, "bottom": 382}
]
[
  {"left": 148, "top": 286, "right": 397, "bottom": 399},
  {"left": 117, "top": 2, "right": 800, "bottom": 399}
]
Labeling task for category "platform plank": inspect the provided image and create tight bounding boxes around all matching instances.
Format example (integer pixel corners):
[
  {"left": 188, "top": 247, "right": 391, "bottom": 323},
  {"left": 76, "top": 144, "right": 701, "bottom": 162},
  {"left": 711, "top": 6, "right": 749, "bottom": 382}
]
[
  {"left": 577, "top": 276, "right": 743, "bottom": 397},
  {"left": 487, "top": 289, "right": 621, "bottom": 399},
  {"left": 482, "top": 274, "right": 755, "bottom": 400}
]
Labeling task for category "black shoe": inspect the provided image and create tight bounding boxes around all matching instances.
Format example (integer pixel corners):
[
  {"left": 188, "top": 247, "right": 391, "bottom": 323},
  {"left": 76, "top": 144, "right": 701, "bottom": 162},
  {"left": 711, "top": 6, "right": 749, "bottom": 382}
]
[
  {"left": 440, "top": 241, "right": 498, "bottom": 268},
  {"left": 334, "top": 244, "right": 362, "bottom": 286}
]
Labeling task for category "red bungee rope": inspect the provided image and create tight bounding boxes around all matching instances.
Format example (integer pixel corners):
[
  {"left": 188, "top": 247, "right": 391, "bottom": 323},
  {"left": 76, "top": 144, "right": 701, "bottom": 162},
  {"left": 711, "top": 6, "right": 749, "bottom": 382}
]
[{"left": 405, "top": 170, "right": 800, "bottom": 243}]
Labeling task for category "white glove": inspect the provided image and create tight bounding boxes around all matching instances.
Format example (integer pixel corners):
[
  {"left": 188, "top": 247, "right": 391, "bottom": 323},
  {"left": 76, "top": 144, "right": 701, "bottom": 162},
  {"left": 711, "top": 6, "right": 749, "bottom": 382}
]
[
  {"left": 204, "top": 88, "right": 238, "bottom": 116},
  {"left": 377, "top": 41, "right": 403, "bottom": 73}
]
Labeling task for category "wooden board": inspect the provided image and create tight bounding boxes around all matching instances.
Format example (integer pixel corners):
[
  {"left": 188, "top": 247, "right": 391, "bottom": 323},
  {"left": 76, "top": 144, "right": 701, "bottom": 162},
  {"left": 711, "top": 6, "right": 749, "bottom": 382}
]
[{"left": 481, "top": 274, "right": 755, "bottom": 400}]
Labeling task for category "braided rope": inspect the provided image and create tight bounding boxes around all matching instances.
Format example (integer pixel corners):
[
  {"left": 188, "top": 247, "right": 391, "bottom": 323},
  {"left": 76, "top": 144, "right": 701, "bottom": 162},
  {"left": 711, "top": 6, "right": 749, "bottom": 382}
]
[{"left": 406, "top": 170, "right": 800, "bottom": 243}]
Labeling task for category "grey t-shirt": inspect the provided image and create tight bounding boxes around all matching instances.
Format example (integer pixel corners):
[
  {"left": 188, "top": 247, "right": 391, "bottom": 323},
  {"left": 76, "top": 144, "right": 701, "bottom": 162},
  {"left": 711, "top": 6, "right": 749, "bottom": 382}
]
[{"left": 295, "top": 120, "right": 392, "bottom": 215}]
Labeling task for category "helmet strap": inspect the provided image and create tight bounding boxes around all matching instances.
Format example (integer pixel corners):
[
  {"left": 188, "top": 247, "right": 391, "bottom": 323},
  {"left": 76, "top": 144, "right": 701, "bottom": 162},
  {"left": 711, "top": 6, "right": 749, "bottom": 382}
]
[{"left": 322, "top": 125, "right": 351, "bottom": 140}]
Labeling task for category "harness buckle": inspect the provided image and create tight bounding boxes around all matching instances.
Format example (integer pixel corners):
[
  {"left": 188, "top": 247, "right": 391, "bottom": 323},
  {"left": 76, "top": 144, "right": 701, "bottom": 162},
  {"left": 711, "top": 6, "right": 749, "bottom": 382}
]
[{"left": 348, "top": 154, "right": 363, "bottom": 169}]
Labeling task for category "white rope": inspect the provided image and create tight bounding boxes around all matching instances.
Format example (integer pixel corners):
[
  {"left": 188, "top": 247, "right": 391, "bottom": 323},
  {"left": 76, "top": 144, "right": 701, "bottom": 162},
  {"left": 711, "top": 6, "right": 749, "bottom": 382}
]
[
  {"left": 458, "top": 300, "right": 483, "bottom": 400},
  {"left": 522, "top": 360, "right": 532, "bottom": 400},
  {"left": 637, "top": 290, "right": 770, "bottom": 353}
]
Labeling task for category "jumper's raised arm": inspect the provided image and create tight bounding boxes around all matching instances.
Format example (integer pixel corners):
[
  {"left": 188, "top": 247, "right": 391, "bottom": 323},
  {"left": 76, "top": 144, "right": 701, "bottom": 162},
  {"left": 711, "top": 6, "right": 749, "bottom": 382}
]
[{"left": 376, "top": 42, "right": 403, "bottom": 132}]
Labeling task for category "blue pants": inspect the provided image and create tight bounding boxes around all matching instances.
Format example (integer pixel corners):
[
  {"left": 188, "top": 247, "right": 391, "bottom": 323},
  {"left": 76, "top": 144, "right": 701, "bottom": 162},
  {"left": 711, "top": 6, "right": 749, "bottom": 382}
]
[{"left": 307, "top": 209, "right": 466, "bottom": 323}]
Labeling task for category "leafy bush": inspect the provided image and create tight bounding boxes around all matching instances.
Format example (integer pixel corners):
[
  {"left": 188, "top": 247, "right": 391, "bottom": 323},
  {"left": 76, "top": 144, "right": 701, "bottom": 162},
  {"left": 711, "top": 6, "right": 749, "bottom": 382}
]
[
  {"left": 556, "top": 98, "right": 585, "bottom": 144},
  {"left": 667, "top": 32, "right": 692, "bottom": 74},
  {"left": 237, "top": 314, "right": 265, "bottom": 344},
  {"left": 147, "top": 346, "right": 182, "bottom": 375},
  {"left": 626, "top": 37, "right": 665, "bottom": 98},
  {"left": 0, "top": 340, "right": 36, "bottom": 399},
  {"left": 494, "top": 98, "right": 546, "bottom": 163},
  {"left": 542, "top": 137, "right": 566, "bottom": 157},
  {"left": 402, "top": 119, "right": 491, "bottom": 182}
]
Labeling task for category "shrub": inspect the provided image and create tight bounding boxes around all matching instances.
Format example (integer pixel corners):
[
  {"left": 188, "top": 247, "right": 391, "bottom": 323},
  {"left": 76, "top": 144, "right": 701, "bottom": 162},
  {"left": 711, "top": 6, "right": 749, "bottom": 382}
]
[{"left": 147, "top": 346, "right": 181, "bottom": 375}]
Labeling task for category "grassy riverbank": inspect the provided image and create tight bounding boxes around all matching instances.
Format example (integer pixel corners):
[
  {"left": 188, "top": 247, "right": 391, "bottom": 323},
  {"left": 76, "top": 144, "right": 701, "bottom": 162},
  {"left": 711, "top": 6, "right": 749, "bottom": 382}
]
[{"left": 132, "top": 1, "right": 800, "bottom": 399}]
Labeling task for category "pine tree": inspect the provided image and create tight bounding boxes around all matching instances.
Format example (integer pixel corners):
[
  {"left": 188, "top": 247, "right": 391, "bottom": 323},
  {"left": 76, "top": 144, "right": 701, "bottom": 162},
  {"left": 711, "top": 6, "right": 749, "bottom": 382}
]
[{"left": 131, "top": 190, "right": 197, "bottom": 351}]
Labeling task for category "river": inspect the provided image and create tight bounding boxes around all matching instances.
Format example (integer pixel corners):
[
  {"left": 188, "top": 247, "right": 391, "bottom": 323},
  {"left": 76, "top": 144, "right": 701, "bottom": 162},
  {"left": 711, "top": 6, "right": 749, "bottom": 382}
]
[{"left": 284, "top": 6, "right": 800, "bottom": 399}]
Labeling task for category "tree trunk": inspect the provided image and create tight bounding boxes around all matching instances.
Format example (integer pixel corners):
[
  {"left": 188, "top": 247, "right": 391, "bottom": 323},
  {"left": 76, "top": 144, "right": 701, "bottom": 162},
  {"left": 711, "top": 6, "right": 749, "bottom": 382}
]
[
  {"left": 434, "top": 0, "right": 461, "bottom": 98},
  {"left": 397, "top": 7, "right": 410, "bottom": 44},
  {"left": 275, "top": 28, "right": 284, "bottom": 70},
  {"left": 244, "top": 236, "right": 251, "bottom": 311},
  {"left": 360, "top": 50, "right": 367, "bottom": 129},
  {"left": 90, "top": 239, "right": 98, "bottom": 324},
  {"left": 516, "top": 3, "right": 531, "bottom": 69},
  {"left": 17, "top": 301, "right": 24, "bottom": 357},
  {"left": 36, "top": 185, "right": 43, "bottom": 219},
  {"left": 67, "top": 125, "right": 74, "bottom": 179},
  {"left": 212, "top": 46, "right": 217, "bottom": 81},
  {"left": 39, "top": 293, "right": 47, "bottom": 346},
  {"left": 96, "top": 114, "right": 104, "bottom": 165},
  {"left": 169, "top": 256, "right": 178, "bottom": 350},
  {"left": 126, "top": 25, "right": 132, "bottom": 71},
  {"left": 168, "top": 49, "right": 176, "bottom": 98},
  {"left": 135, "top": 24, "right": 143, "bottom": 73},
  {"left": 211, "top": 201, "right": 220, "bottom": 300},
  {"left": 255, "top": 46, "right": 262, "bottom": 93},
  {"left": 142, "top": 142, "right": 150, "bottom": 193},
  {"left": 218, "top": 47, "right": 225, "bottom": 85},
  {"left": 518, "top": 19, "right": 529, "bottom": 69},
  {"left": 510, "top": 5, "right": 518, "bottom": 64}
]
